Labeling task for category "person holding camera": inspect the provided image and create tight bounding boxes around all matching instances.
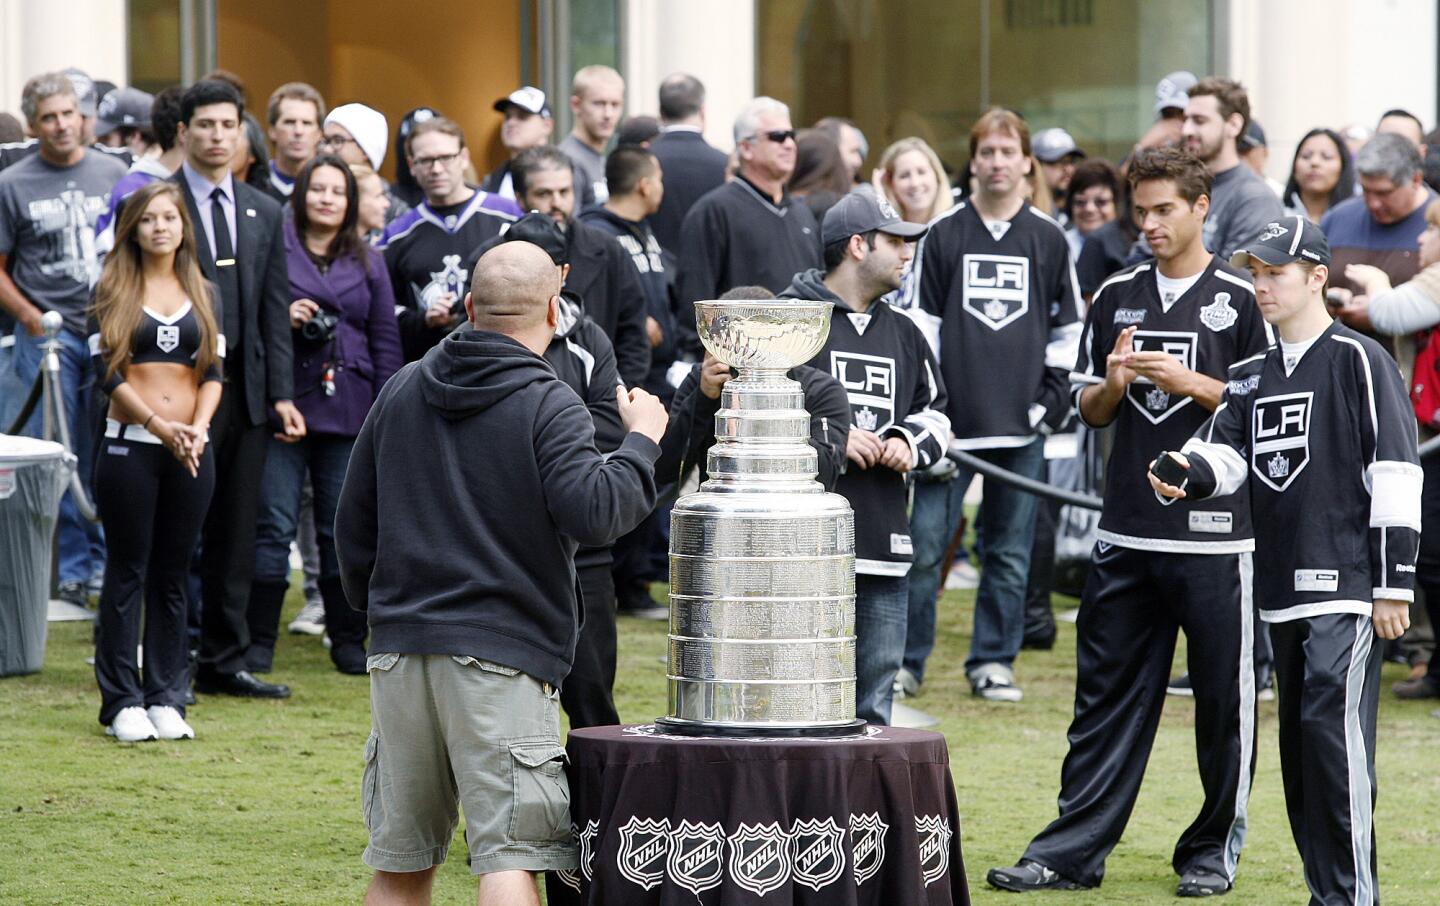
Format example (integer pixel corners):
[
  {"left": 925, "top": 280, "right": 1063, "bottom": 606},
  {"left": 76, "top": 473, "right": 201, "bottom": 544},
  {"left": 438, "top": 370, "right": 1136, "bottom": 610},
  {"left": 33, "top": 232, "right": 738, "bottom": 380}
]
[{"left": 247, "top": 154, "right": 402, "bottom": 675}]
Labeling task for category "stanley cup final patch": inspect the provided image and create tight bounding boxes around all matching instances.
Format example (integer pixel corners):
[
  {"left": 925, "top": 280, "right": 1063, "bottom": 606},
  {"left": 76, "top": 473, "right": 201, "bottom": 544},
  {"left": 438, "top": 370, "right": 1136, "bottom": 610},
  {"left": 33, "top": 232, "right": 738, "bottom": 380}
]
[
  {"left": 961, "top": 253, "right": 1030, "bottom": 330},
  {"left": 1199, "top": 292, "right": 1239, "bottom": 332}
]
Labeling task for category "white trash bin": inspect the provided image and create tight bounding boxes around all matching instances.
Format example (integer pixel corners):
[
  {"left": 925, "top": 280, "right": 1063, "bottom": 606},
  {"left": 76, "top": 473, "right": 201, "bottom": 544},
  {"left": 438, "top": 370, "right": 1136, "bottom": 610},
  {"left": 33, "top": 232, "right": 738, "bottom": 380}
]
[{"left": 0, "top": 434, "right": 74, "bottom": 677}]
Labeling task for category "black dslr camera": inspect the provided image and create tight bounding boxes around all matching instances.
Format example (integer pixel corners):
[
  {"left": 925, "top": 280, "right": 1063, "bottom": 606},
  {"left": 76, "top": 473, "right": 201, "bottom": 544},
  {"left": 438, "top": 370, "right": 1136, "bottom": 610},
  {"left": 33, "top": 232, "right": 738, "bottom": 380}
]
[{"left": 300, "top": 309, "right": 340, "bottom": 345}]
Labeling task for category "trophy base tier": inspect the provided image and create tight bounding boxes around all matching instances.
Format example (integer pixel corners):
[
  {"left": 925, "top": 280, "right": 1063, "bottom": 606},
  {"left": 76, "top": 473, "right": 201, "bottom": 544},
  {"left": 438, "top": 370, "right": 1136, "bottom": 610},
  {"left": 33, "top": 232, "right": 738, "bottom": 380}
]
[{"left": 654, "top": 716, "right": 868, "bottom": 738}]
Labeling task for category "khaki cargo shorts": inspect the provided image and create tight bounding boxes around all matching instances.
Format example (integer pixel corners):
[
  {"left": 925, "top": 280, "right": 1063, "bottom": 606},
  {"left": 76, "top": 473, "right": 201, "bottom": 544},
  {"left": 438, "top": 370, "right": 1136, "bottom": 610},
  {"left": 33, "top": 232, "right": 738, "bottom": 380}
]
[{"left": 360, "top": 653, "right": 578, "bottom": 875}]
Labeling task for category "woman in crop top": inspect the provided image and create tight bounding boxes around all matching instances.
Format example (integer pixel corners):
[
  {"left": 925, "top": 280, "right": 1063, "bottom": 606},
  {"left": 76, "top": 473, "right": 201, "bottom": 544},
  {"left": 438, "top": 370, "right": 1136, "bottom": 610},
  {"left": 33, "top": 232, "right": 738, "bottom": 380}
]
[{"left": 87, "top": 180, "right": 224, "bottom": 743}]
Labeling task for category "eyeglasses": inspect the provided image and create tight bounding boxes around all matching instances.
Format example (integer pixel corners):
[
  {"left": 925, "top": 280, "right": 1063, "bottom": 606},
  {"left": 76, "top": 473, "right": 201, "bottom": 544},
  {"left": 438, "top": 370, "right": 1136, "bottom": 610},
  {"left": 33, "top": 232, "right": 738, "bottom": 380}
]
[
  {"left": 1072, "top": 195, "right": 1115, "bottom": 209},
  {"left": 411, "top": 152, "right": 461, "bottom": 170},
  {"left": 320, "top": 134, "right": 357, "bottom": 149},
  {"left": 744, "top": 129, "right": 796, "bottom": 144}
]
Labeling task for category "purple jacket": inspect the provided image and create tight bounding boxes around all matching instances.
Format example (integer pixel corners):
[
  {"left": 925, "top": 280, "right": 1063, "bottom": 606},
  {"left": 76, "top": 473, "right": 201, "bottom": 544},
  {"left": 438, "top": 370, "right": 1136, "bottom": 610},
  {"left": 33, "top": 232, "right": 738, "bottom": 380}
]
[{"left": 285, "top": 221, "right": 403, "bottom": 436}]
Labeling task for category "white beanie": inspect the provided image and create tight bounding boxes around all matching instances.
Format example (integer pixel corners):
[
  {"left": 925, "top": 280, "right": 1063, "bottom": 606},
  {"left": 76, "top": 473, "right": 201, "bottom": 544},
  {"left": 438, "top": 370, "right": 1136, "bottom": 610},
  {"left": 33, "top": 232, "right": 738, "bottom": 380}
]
[{"left": 325, "top": 103, "right": 389, "bottom": 170}]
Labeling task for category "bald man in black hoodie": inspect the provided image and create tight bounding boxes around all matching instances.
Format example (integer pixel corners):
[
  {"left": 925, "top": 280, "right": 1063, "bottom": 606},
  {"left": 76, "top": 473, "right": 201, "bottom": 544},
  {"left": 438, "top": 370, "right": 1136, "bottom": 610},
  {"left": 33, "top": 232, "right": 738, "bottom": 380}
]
[{"left": 336, "top": 241, "right": 666, "bottom": 906}]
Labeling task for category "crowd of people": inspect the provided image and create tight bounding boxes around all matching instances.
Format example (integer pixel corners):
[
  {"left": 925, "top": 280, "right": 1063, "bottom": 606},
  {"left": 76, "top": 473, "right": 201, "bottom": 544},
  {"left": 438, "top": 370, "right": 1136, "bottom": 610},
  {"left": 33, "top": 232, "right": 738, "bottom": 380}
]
[{"left": 2, "top": 60, "right": 1438, "bottom": 904}]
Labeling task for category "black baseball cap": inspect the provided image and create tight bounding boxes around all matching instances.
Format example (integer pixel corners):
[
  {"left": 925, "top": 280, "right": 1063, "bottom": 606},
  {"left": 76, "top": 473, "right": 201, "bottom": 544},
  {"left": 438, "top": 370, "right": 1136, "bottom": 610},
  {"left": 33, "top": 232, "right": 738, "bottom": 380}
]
[
  {"left": 501, "top": 211, "right": 569, "bottom": 265},
  {"left": 494, "top": 86, "right": 552, "bottom": 119},
  {"left": 821, "top": 190, "right": 928, "bottom": 247},
  {"left": 1239, "top": 119, "right": 1267, "bottom": 151},
  {"left": 1230, "top": 214, "right": 1331, "bottom": 268},
  {"left": 96, "top": 87, "right": 155, "bottom": 137}
]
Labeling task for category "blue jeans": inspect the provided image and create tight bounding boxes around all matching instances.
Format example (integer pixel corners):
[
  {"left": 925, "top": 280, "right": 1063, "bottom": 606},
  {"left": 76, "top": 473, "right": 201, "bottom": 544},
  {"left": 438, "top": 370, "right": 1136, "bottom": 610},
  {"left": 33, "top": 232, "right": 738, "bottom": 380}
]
[
  {"left": 855, "top": 573, "right": 909, "bottom": 726},
  {"left": 905, "top": 438, "right": 1045, "bottom": 679},
  {"left": 253, "top": 433, "right": 355, "bottom": 582},
  {"left": 9, "top": 326, "right": 104, "bottom": 584}
]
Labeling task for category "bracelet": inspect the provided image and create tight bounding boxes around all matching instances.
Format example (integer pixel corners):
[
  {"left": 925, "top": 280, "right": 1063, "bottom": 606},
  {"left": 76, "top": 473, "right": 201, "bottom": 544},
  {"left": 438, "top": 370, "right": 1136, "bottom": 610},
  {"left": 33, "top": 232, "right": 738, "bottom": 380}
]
[{"left": 142, "top": 413, "right": 156, "bottom": 431}]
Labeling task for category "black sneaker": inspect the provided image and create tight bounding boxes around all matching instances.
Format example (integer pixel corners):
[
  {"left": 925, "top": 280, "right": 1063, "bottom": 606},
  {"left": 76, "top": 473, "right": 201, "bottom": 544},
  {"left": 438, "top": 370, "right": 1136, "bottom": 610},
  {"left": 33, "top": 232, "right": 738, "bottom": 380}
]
[
  {"left": 1177, "top": 870, "right": 1231, "bottom": 897},
  {"left": 1167, "top": 673, "right": 1193, "bottom": 696},
  {"left": 987, "top": 859, "right": 1089, "bottom": 892},
  {"left": 56, "top": 580, "right": 89, "bottom": 606}
]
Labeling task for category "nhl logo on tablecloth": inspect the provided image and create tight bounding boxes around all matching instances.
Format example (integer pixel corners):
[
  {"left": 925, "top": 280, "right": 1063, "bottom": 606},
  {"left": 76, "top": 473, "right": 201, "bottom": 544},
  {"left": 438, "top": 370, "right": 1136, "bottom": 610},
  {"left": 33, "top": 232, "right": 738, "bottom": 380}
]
[
  {"left": 1199, "top": 292, "right": 1238, "bottom": 332},
  {"left": 617, "top": 816, "right": 670, "bottom": 890},
  {"left": 156, "top": 324, "right": 180, "bottom": 353},
  {"left": 728, "top": 821, "right": 792, "bottom": 897},
  {"left": 790, "top": 817, "right": 846, "bottom": 891},
  {"left": 578, "top": 819, "right": 598, "bottom": 881},
  {"left": 915, "top": 815, "right": 954, "bottom": 887},
  {"left": 850, "top": 812, "right": 889, "bottom": 886},
  {"left": 667, "top": 819, "right": 725, "bottom": 895},
  {"left": 555, "top": 822, "right": 584, "bottom": 892}
]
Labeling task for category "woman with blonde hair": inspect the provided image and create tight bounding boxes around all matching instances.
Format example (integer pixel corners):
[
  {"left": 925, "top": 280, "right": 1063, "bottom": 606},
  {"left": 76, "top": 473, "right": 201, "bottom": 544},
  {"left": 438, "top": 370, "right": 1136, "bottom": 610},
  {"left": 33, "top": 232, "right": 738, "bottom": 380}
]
[
  {"left": 874, "top": 137, "right": 953, "bottom": 224},
  {"left": 88, "top": 179, "right": 224, "bottom": 742}
]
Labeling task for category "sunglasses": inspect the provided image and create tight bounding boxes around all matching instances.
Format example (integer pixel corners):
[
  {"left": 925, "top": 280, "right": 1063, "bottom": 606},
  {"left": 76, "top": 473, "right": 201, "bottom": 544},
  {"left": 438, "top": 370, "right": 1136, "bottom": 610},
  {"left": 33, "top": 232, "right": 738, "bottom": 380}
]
[{"left": 746, "top": 129, "right": 796, "bottom": 144}]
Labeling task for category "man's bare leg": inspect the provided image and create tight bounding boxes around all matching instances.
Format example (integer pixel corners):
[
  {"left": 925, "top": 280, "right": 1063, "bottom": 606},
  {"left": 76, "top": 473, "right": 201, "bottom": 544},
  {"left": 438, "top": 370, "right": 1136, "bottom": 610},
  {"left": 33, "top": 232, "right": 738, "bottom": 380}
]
[
  {"left": 364, "top": 867, "right": 437, "bottom": 906},
  {"left": 477, "top": 870, "right": 541, "bottom": 906}
]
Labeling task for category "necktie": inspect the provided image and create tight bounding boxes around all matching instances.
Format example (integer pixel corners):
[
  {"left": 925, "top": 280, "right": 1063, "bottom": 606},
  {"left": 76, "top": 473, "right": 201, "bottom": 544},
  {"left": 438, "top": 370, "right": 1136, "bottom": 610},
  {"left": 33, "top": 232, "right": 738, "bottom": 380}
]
[{"left": 210, "top": 187, "right": 241, "bottom": 348}]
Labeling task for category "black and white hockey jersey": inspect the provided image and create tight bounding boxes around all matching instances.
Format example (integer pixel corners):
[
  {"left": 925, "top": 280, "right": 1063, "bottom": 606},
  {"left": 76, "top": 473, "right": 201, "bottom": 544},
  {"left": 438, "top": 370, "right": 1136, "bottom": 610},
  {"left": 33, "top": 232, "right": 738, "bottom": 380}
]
[
  {"left": 1071, "top": 256, "right": 1270, "bottom": 553},
  {"left": 377, "top": 190, "right": 516, "bottom": 361},
  {"left": 1181, "top": 321, "right": 1421, "bottom": 620},
  {"left": 783, "top": 269, "right": 950, "bottom": 575},
  {"left": 903, "top": 200, "right": 1082, "bottom": 449}
]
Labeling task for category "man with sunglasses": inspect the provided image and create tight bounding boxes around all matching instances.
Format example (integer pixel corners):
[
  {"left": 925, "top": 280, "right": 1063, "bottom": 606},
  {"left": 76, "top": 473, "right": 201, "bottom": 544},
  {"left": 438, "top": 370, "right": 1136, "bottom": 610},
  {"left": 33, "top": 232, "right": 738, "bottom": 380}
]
[
  {"left": 378, "top": 116, "right": 519, "bottom": 361},
  {"left": 675, "top": 97, "right": 821, "bottom": 320}
]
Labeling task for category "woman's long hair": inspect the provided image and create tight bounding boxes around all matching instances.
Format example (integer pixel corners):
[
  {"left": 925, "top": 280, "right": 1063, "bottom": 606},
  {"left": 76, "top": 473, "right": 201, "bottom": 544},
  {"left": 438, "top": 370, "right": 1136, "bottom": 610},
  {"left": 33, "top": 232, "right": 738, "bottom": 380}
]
[
  {"left": 875, "top": 137, "right": 954, "bottom": 223},
  {"left": 293, "top": 154, "right": 366, "bottom": 272},
  {"left": 92, "top": 180, "right": 220, "bottom": 384},
  {"left": 1283, "top": 128, "right": 1356, "bottom": 218},
  {"left": 238, "top": 112, "right": 270, "bottom": 191}
]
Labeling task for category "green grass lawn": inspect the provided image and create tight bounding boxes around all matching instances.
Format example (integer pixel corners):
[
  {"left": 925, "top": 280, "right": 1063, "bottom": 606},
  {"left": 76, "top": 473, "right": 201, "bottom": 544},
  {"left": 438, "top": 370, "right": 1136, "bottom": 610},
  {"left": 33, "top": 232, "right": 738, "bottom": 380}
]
[{"left": 2, "top": 585, "right": 1438, "bottom": 904}]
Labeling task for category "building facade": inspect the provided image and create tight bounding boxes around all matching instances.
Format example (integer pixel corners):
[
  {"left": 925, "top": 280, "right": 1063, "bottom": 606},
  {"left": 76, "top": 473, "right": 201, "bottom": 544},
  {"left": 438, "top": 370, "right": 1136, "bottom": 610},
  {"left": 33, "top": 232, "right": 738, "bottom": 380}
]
[{"left": 0, "top": 0, "right": 1434, "bottom": 184}]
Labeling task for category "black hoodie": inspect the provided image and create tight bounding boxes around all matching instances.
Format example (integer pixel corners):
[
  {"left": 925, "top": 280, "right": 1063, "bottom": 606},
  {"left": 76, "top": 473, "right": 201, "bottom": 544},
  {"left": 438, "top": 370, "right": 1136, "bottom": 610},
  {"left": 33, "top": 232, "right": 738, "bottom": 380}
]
[{"left": 335, "top": 326, "right": 660, "bottom": 687}]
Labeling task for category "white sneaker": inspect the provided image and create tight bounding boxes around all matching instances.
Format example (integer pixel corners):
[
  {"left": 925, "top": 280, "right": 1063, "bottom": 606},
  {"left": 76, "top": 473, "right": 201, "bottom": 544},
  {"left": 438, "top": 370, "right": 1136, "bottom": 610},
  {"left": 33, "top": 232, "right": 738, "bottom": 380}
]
[
  {"left": 970, "top": 665, "right": 1024, "bottom": 702},
  {"left": 894, "top": 667, "right": 921, "bottom": 698},
  {"left": 944, "top": 560, "right": 980, "bottom": 590},
  {"left": 145, "top": 706, "right": 195, "bottom": 740},
  {"left": 890, "top": 700, "right": 941, "bottom": 728},
  {"left": 288, "top": 600, "right": 326, "bottom": 635},
  {"left": 106, "top": 706, "right": 158, "bottom": 742}
]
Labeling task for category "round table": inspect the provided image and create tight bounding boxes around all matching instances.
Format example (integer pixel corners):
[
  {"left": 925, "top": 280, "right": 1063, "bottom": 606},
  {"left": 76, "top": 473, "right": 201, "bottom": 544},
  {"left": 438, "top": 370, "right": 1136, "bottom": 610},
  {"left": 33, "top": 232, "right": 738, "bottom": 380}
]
[{"left": 544, "top": 723, "right": 970, "bottom": 905}]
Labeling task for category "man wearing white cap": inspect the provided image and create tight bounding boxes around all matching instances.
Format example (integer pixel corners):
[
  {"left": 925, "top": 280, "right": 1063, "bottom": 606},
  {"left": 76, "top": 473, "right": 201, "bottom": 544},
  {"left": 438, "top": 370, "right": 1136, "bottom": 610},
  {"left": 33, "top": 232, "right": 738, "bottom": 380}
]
[
  {"left": 481, "top": 86, "right": 594, "bottom": 209},
  {"left": 1033, "top": 127, "right": 1085, "bottom": 218},
  {"left": 1130, "top": 70, "right": 1198, "bottom": 158},
  {"left": 321, "top": 102, "right": 409, "bottom": 229}
]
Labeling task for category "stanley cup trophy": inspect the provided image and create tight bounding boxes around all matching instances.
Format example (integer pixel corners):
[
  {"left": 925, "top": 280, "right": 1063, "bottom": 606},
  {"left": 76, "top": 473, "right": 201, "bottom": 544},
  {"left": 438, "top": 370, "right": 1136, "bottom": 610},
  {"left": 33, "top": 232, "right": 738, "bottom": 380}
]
[{"left": 656, "top": 300, "right": 865, "bottom": 737}]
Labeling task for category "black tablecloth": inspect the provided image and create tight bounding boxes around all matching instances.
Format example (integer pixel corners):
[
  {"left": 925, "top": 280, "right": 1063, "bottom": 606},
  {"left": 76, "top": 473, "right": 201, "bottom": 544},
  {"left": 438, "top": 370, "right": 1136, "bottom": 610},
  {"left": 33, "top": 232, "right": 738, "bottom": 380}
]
[{"left": 545, "top": 724, "right": 970, "bottom": 905}]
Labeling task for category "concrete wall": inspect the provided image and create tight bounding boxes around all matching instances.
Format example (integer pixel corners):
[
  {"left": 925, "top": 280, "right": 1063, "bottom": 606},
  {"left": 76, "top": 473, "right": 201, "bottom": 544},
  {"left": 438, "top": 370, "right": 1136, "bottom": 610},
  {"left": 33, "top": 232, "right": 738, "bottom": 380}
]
[
  {"left": 1229, "top": 0, "right": 1437, "bottom": 182},
  {"left": 623, "top": 0, "right": 755, "bottom": 152},
  {"left": 0, "top": 0, "right": 127, "bottom": 124}
]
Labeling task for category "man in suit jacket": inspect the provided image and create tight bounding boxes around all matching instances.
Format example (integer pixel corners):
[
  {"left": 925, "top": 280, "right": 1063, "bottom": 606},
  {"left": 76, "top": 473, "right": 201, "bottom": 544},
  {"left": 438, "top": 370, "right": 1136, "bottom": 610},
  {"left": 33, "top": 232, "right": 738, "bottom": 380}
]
[
  {"left": 174, "top": 80, "right": 304, "bottom": 698},
  {"left": 647, "top": 73, "right": 727, "bottom": 255}
]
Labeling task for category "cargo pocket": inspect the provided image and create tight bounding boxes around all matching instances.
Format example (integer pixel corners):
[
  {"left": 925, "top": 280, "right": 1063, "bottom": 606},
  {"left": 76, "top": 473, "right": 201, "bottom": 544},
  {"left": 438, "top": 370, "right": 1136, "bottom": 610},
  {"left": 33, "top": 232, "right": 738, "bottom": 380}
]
[
  {"left": 361, "top": 732, "right": 380, "bottom": 831},
  {"left": 507, "top": 741, "right": 571, "bottom": 844},
  {"left": 367, "top": 652, "right": 400, "bottom": 673}
]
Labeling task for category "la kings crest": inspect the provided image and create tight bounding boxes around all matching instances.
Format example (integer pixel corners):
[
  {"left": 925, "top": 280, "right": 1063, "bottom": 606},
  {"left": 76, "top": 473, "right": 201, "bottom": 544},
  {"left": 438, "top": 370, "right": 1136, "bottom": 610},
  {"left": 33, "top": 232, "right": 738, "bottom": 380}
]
[
  {"left": 1252, "top": 391, "right": 1313, "bottom": 491},
  {"left": 961, "top": 253, "right": 1030, "bottom": 330},
  {"left": 830, "top": 350, "right": 896, "bottom": 432},
  {"left": 1126, "top": 330, "right": 1198, "bottom": 424}
]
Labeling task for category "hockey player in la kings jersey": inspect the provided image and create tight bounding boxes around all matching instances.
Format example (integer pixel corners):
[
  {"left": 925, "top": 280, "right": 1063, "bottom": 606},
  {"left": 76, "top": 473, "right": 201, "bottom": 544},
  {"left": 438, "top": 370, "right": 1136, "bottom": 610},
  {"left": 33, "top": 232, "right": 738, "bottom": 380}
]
[
  {"left": 899, "top": 109, "right": 1082, "bottom": 704},
  {"left": 990, "top": 149, "right": 1270, "bottom": 898},
  {"left": 781, "top": 191, "right": 949, "bottom": 726},
  {"left": 1153, "top": 215, "right": 1420, "bottom": 906}
]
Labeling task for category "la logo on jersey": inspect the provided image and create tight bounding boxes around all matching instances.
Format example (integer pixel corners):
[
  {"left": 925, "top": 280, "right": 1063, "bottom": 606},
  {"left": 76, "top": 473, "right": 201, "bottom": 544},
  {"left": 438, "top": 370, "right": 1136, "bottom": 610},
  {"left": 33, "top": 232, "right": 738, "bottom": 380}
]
[
  {"left": 1126, "top": 330, "right": 1197, "bottom": 424},
  {"left": 156, "top": 324, "right": 180, "bottom": 354},
  {"left": 1252, "top": 391, "right": 1313, "bottom": 491},
  {"left": 831, "top": 351, "right": 895, "bottom": 431},
  {"left": 961, "top": 254, "right": 1030, "bottom": 329}
]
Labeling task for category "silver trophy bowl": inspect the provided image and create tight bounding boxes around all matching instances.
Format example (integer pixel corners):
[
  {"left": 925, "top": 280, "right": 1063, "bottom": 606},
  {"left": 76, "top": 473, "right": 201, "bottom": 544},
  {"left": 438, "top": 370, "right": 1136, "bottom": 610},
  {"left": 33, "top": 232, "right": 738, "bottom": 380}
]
[{"left": 657, "top": 300, "right": 863, "bottom": 737}]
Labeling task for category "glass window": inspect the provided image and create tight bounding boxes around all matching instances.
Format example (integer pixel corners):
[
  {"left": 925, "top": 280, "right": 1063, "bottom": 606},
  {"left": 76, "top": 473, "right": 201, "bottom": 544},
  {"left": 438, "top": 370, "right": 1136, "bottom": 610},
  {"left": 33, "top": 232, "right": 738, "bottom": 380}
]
[{"left": 758, "top": 0, "right": 1213, "bottom": 177}]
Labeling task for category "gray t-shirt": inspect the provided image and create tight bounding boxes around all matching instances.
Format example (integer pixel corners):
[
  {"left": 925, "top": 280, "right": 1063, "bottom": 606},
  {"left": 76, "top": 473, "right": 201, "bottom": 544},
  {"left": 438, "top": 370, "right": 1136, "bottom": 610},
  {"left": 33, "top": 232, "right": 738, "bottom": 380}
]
[
  {"left": 0, "top": 150, "right": 126, "bottom": 335},
  {"left": 559, "top": 134, "right": 608, "bottom": 204},
  {"left": 1203, "top": 162, "right": 1285, "bottom": 261}
]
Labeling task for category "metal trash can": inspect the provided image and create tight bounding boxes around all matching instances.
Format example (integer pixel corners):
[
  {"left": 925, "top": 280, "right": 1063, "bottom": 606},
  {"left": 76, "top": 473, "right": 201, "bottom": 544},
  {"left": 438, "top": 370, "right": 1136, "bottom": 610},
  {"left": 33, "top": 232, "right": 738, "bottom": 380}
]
[{"left": 0, "top": 434, "right": 74, "bottom": 677}]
